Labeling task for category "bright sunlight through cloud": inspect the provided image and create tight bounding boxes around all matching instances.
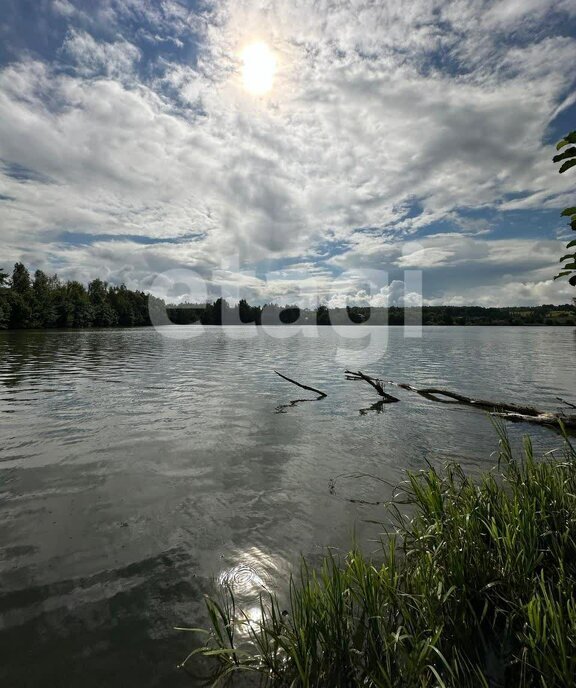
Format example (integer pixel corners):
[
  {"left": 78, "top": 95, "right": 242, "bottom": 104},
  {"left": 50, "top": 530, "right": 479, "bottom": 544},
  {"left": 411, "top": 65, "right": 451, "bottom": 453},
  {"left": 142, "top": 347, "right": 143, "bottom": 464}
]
[{"left": 241, "top": 42, "right": 276, "bottom": 95}]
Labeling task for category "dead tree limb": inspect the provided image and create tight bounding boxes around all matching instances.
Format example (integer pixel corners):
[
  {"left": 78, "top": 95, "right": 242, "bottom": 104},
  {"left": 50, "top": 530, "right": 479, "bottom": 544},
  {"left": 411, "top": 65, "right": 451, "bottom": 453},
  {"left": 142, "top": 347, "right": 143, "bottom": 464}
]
[
  {"left": 345, "top": 371, "right": 576, "bottom": 430},
  {"left": 274, "top": 371, "right": 327, "bottom": 398},
  {"left": 393, "top": 382, "right": 576, "bottom": 429},
  {"left": 345, "top": 371, "right": 400, "bottom": 403},
  {"left": 392, "top": 382, "right": 551, "bottom": 416},
  {"left": 490, "top": 411, "right": 575, "bottom": 427}
]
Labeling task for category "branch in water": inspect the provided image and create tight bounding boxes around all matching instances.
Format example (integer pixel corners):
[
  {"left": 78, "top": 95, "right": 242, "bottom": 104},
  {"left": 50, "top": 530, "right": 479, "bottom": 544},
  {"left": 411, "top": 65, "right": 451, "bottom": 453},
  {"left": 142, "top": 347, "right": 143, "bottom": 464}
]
[
  {"left": 274, "top": 371, "right": 327, "bottom": 398},
  {"left": 344, "top": 370, "right": 400, "bottom": 403},
  {"left": 345, "top": 371, "right": 576, "bottom": 430},
  {"left": 394, "top": 383, "right": 576, "bottom": 430}
]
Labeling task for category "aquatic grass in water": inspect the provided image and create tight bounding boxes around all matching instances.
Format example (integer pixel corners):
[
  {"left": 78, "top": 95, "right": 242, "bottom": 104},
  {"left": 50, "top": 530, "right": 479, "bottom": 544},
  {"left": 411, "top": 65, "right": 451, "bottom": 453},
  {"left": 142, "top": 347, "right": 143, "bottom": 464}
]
[{"left": 184, "top": 423, "right": 576, "bottom": 686}]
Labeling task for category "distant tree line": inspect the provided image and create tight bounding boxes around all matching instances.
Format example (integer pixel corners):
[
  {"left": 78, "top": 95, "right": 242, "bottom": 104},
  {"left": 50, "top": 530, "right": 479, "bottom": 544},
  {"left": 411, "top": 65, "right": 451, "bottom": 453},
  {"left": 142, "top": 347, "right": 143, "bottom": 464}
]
[
  {"left": 1, "top": 262, "right": 575, "bottom": 330},
  {"left": 0, "top": 262, "right": 152, "bottom": 329},
  {"left": 168, "top": 300, "right": 576, "bottom": 326}
]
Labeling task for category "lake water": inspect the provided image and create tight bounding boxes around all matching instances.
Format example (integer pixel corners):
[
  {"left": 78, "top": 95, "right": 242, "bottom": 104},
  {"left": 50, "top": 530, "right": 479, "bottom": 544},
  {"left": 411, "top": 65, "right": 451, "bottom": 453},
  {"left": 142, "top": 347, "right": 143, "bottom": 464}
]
[{"left": 1, "top": 326, "right": 575, "bottom": 687}]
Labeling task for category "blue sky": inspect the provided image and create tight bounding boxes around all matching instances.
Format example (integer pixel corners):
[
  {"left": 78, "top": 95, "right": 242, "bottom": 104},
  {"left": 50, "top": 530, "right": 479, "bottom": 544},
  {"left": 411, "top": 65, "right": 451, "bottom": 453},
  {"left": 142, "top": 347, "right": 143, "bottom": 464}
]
[{"left": 0, "top": 0, "right": 575, "bottom": 306}]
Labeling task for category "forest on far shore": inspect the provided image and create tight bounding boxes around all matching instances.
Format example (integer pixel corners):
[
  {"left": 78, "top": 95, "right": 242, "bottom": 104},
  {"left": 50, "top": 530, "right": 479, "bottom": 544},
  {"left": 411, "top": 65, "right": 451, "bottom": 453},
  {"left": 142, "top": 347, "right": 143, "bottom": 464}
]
[{"left": 1, "top": 262, "right": 575, "bottom": 329}]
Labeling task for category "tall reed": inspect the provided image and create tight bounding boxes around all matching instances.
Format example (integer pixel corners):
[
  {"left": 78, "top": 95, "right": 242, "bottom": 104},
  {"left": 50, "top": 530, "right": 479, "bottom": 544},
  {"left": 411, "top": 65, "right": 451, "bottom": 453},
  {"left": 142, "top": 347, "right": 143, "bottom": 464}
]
[{"left": 183, "top": 423, "right": 576, "bottom": 687}]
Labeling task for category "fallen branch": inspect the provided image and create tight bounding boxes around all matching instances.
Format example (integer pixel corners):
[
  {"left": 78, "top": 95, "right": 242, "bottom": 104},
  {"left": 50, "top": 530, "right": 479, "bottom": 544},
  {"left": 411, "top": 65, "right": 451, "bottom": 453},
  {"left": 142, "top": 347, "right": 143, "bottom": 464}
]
[
  {"left": 345, "top": 371, "right": 576, "bottom": 430},
  {"left": 274, "top": 371, "right": 327, "bottom": 398},
  {"left": 557, "top": 396, "right": 576, "bottom": 410},
  {"left": 345, "top": 370, "right": 399, "bottom": 403},
  {"left": 490, "top": 411, "right": 574, "bottom": 427},
  {"left": 393, "top": 382, "right": 556, "bottom": 417}
]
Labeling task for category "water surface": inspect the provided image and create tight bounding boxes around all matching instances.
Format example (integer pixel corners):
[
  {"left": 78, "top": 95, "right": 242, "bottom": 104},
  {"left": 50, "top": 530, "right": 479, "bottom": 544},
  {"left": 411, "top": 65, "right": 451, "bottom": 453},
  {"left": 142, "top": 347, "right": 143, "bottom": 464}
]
[{"left": 0, "top": 326, "right": 574, "bottom": 686}]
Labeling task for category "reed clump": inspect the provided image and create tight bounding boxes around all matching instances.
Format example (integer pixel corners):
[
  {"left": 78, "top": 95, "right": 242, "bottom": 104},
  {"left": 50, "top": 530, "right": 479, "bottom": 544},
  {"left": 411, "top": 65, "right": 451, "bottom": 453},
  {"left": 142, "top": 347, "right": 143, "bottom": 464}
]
[{"left": 185, "top": 425, "right": 576, "bottom": 687}]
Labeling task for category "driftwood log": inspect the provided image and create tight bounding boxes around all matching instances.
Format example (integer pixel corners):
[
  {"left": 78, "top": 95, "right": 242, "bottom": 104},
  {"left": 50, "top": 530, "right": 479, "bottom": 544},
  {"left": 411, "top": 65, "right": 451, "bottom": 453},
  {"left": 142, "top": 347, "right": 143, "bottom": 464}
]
[{"left": 345, "top": 370, "right": 576, "bottom": 431}]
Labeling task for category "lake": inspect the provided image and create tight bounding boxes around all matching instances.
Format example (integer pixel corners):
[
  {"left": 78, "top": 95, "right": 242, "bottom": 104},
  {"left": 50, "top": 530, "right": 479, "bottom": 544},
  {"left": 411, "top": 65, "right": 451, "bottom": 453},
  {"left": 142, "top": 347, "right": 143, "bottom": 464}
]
[{"left": 0, "top": 326, "right": 575, "bottom": 687}]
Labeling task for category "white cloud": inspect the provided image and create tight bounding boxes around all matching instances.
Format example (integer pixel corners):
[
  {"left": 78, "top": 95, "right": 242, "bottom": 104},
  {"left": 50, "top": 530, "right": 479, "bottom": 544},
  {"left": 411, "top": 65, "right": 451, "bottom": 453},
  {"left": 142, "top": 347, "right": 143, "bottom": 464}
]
[
  {"left": 327, "top": 280, "right": 421, "bottom": 308},
  {"left": 61, "top": 30, "right": 141, "bottom": 78},
  {"left": 52, "top": 0, "right": 77, "bottom": 18},
  {"left": 0, "top": 0, "right": 575, "bottom": 305}
]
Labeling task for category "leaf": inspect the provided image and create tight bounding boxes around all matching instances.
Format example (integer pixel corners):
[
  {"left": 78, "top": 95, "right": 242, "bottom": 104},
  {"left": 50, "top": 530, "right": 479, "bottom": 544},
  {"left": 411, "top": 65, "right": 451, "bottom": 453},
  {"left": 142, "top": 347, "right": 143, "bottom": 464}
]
[
  {"left": 559, "top": 159, "right": 576, "bottom": 174},
  {"left": 570, "top": 274, "right": 576, "bottom": 286},
  {"left": 561, "top": 207, "right": 576, "bottom": 217},
  {"left": 554, "top": 271, "right": 572, "bottom": 280},
  {"left": 559, "top": 131, "right": 576, "bottom": 148},
  {"left": 571, "top": 219, "right": 576, "bottom": 230},
  {"left": 559, "top": 254, "right": 576, "bottom": 262},
  {"left": 567, "top": 240, "right": 576, "bottom": 249},
  {"left": 553, "top": 147, "right": 576, "bottom": 163},
  {"left": 561, "top": 262, "right": 576, "bottom": 270},
  {"left": 174, "top": 627, "right": 210, "bottom": 634}
]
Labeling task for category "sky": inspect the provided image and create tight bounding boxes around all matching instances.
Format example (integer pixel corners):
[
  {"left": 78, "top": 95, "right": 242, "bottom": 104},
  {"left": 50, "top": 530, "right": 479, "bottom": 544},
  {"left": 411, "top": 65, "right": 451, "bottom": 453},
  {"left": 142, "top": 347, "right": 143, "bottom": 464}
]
[{"left": 0, "top": 0, "right": 575, "bottom": 307}]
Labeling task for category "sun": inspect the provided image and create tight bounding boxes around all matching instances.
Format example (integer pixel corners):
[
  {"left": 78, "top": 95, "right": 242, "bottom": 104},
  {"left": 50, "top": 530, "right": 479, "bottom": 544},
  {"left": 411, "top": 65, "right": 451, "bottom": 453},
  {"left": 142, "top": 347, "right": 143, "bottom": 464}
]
[{"left": 241, "top": 42, "right": 276, "bottom": 95}]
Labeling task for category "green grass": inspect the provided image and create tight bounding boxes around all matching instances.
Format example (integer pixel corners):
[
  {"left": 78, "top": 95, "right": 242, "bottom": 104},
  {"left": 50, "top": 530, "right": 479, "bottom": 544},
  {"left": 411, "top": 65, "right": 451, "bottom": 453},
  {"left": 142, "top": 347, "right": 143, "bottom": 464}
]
[{"left": 183, "top": 423, "right": 576, "bottom": 687}]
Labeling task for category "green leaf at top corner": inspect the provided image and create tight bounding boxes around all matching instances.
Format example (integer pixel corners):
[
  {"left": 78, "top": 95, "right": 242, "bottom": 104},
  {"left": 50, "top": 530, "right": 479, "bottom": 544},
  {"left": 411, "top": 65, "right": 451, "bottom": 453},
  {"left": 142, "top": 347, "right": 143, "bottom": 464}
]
[
  {"left": 553, "top": 147, "right": 576, "bottom": 163},
  {"left": 559, "top": 159, "right": 576, "bottom": 174},
  {"left": 557, "top": 131, "right": 576, "bottom": 149}
]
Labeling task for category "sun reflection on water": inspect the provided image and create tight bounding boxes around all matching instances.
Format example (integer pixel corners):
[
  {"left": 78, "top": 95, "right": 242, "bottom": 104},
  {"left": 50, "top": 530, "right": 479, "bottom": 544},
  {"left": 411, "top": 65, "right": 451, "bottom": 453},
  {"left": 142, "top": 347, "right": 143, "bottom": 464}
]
[{"left": 217, "top": 546, "right": 285, "bottom": 634}]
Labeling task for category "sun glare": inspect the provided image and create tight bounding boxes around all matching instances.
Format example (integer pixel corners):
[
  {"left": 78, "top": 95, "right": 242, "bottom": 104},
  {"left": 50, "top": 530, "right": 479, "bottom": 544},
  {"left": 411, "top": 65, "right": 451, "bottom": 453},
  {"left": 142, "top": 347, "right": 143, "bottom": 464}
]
[{"left": 241, "top": 42, "right": 276, "bottom": 95}]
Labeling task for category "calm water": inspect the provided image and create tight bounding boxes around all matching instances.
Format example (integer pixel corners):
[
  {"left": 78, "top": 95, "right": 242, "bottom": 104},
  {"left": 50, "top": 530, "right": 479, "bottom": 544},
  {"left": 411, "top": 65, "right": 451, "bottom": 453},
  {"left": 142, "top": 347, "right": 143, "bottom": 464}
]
[{"left": 0, "top": 326, "right": 575, "bottom": 687}]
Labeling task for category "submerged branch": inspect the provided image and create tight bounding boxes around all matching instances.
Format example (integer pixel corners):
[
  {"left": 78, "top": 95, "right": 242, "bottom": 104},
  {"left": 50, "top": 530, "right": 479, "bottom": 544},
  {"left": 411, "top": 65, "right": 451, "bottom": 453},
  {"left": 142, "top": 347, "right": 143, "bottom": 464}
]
[
  {"left": 344, "top": 370, "right": 400, "bottom": 403},
  {"left": 345, "top": 371, "right": 576, "bottom": 430},
  {"left": 274, "top": 371, "right": 327, "bottom": 399}
]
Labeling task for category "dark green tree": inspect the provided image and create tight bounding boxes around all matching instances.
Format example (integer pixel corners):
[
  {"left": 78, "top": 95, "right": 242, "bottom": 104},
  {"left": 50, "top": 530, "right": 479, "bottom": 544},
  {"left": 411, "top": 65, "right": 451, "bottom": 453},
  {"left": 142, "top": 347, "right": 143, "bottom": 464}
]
[
  {"left": 239, "top": 298, "right": 257, "bottom": 324},
  {"left": 316, "top": 304, "right": 330, "bottom": 325},
  {"left": 0, "top": 268, "right": 11, "bottom": 328},
  {"left": 11, "top": 262, "right": 31, "bottom": 294},
  {"left": 208, "top": 297, "right": 223, "bottom": 325},
  {"left": 88, "top": 279, "right": 118, "bottom": 327},
  {"left": 56, "top": 281, "right": 93, "bottom": 327},
  {"left": 10, "top": 262, "right": 32, "bottom": 327},
  {"left": 108, "top": 285, "right": 136, "bottom": 326},
  {"left": 553, "top": 130, "right": 576, "bottom": 286},
  {"left": 31, "top": 269, "right": 58, "bottom": 327}
]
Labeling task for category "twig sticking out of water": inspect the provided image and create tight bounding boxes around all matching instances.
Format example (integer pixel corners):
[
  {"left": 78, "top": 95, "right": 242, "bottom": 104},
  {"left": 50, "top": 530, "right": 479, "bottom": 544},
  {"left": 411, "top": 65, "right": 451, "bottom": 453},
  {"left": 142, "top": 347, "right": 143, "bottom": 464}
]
[{"left": 274, "top": 371, "right": 327, "bottom": 398}]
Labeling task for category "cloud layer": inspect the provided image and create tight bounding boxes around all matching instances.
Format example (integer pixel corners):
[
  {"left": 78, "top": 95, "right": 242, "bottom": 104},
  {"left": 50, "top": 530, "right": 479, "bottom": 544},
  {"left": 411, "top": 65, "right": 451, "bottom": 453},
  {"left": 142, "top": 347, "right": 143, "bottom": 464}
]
[{"left": 0, "top": 0, "right": 575, "bottom": 305}]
